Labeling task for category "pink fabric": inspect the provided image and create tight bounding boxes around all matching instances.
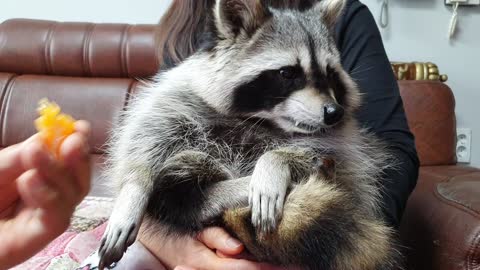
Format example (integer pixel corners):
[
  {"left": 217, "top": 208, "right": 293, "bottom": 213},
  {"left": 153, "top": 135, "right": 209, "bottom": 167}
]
[
  {"left": 66, "top": 224, "right": 107, "bottom": 262},
  {"left": 12, "top": 224, "right": 107, "bottom": 270},
  {"left": 12, "top": 196, "right": 165, "bottom": 270},
  {"left": 12, "top": 197, "right": 112, "bottom": 270}
]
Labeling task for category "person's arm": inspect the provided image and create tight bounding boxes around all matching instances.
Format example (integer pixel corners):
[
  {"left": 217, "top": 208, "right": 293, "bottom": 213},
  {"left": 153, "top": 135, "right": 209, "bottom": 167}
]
[{"left": 334, "top": 0, "right": 420, "bottom": 228}]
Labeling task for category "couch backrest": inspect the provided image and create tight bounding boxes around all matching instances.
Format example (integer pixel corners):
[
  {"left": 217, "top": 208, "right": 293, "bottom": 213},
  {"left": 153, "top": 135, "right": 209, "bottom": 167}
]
[
  {"left": 0, "top": 19, "right": 158, "bottom": 78},
  {"left": 0, "top": 19, "right": 457, "bottom": 165}
]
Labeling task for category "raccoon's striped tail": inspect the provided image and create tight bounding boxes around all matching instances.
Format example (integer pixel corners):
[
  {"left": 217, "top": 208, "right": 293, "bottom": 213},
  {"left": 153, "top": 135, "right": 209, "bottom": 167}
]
[{"left": 223, "top": 175, "right": 399, "bottom": 270}]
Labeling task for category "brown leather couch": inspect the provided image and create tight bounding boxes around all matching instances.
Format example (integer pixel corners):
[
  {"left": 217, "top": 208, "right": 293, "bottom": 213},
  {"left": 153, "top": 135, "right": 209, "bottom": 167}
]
[{"left": 1, "top": 19, "right": 479, "bottom": 270}]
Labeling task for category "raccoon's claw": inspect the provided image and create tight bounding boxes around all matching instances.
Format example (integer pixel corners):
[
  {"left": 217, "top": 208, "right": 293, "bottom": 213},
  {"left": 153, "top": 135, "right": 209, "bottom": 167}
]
[
  {"left": 252, "top": 195, "right": 283, "bottom": 234},
  {"left": 98, "top": 221, "right": 138, "bottom": 270},
  {"left": 249, "top": 175, "right": 288, "bottom": 236},
  {"left": 250, "top": 189, "right": 284, "bottom": 236}
]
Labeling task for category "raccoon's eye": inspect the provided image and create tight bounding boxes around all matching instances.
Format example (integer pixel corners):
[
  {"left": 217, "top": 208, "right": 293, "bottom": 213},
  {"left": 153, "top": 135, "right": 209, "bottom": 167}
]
[{"left": 279, "top": 67, "right": 298, "bottom": 80}]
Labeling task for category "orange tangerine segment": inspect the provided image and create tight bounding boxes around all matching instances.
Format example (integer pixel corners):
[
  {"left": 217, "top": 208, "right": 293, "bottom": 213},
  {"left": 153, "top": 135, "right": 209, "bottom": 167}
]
[{"left": 34, "top": 98, "right": 76, "bottom": 157}]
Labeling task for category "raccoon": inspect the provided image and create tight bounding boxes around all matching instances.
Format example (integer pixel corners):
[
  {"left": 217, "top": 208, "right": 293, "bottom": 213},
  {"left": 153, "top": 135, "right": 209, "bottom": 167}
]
[{"left": 98, "top": 0, "right": 399, "bottom": 269}]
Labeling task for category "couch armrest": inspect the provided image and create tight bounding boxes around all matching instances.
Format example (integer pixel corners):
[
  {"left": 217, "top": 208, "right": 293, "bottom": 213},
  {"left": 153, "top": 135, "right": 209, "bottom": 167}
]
[{"left": 400, "top": 166, "right": 480, "bottom": 270}]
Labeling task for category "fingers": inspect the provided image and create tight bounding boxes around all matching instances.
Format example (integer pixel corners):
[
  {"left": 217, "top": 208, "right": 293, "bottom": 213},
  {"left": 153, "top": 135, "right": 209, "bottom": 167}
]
[
  {"left": 0, "top": 207, "right": 70, "bottom": 269},
  {"left": 216, "top": 250, "right": 229, "bottom": 258},
  {"left": 216, "top": 250, "right": 257, "bottom": 260},
  {"left": 0, "top": 122, "right": 91, "bottom": 269},
  {"left": 74, "top": 120, "right": 91, "bottom": 137},
  {"left": 21, "top": 122, "right": 91, "bottom": 207},
  {"left": 58, "top": 131, "right": 91, "bottom": 202},
  {"left": 176, "top": 257, "right": 288, "bottom": 270},
  {"left": 175, "top": 266, "right": 197, "bottom": 270},
  {"left": 16, "top": 170, "right": 58, "bottom": 209},
  {"left": 0, "top": 136, "right": 41, "bottom": 215},
  {"left": 0, "top": 144, "right": 24, "bottom": 187},
  {"left": 0, "top": 171, "right": 72, "bottom": 270},
  {"left": 20, "top": 140, "right": 78, "bottom": 209},
  {"left": 0, "top": 120, "right": 88, "bottom": 187},
  {"left": 197, "top": 227, "right": 244, "bottom": 255},
  {"left": 206, "top": 256, "right": 262, "bottom": 270},
  {"left": 0, "top": 125, "right": 91, "bottom": 269}
]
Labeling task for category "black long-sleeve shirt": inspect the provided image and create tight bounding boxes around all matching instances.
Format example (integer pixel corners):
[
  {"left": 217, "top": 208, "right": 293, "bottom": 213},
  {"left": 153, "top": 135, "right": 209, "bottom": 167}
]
[{"left": 335, "top": 0, "right": 420, "bottom": 228}]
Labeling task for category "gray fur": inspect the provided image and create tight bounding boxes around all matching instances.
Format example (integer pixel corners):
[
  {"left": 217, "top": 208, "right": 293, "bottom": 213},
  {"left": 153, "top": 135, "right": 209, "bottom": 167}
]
[{"left": 98, "top": 0, "right": 399, "bottom": 269}]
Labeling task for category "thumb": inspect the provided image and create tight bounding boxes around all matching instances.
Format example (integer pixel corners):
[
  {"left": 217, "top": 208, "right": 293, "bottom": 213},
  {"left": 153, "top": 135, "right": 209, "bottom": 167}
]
[
  {"left": 175, "top": 266, "right": 197, "bottom": 270},
  {"left": 197, "top": 227, "right": 244, "bottom": 255}
]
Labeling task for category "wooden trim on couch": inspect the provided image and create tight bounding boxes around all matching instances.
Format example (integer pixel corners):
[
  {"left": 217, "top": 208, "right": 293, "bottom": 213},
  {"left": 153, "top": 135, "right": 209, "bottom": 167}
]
[{"left": 391, "top": 62, "right": 448, "bottom": 82}]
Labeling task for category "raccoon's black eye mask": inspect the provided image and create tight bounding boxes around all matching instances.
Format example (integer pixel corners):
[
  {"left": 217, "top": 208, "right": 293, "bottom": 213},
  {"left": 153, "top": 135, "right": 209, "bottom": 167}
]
[
  {"left": 325, "top": 66, "right": 347, "bottom": 107},
  {"left": 231, "top": 64, "right": 307, "bottom": 113},
  {"left": 279, "top": 66, "right": 301, "bottom": 80},
  {"left": 231, "top": 63, "right": 349, "bottom": 114}
]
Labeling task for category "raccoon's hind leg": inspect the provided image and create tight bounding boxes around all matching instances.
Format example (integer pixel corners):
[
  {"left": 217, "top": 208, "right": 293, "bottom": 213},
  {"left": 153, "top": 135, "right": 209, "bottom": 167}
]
[{"left": 144, "top": 150, "right": 234, "bottom": 234}]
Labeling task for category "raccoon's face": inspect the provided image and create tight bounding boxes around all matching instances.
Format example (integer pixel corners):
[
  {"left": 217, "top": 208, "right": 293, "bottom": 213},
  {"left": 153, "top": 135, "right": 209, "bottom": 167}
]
[{"left": 195, "top": 0, "right": 360, "bottom": 134}]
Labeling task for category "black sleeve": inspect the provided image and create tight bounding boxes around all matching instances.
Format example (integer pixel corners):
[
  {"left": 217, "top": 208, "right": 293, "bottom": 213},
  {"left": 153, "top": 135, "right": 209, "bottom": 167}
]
[{"left": 334, "top": 0, "right": 420, "bottom": 229}]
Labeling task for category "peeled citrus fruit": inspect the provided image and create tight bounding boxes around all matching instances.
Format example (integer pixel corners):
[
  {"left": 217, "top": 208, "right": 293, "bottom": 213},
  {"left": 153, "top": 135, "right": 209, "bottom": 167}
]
[{"left": 34, "top": 98, "right": 76, "bottom": 157}]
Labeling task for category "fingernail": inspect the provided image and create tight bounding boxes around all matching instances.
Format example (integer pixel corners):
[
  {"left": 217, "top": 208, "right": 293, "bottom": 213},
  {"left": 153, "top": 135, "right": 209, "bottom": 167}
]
[{"left": 226, "top": 237, "right": 242, "bottom": 249}]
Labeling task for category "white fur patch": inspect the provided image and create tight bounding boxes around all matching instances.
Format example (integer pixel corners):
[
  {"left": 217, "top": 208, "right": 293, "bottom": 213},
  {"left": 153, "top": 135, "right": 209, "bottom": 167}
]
[{"left": 249, "top": 152, "right": 291, "bottom": 235}]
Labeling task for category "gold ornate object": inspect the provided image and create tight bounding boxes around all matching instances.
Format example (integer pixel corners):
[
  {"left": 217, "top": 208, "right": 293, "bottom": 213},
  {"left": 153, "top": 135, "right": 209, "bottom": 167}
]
[{"left": 390, "top": 62, "right": 448, "bottom": 82}]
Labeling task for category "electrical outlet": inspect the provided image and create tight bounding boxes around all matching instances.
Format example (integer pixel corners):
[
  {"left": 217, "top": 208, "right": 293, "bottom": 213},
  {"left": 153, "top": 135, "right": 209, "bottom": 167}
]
[
  {"left": 456, "top": 128, "right": 472, "bottom": 163},
  {"left": 446, "top": 0, "right": 480, "bottom": 5}
]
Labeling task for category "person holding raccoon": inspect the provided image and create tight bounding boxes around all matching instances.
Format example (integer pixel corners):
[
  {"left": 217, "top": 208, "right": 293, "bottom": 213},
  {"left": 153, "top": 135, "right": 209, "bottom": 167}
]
[{"left": 93, "top": 0, "right": 419, "bottom": 270}]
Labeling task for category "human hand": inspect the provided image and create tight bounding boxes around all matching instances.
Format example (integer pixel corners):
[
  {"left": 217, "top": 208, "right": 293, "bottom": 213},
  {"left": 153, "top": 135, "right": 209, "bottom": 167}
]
[
  {"left": 139, "top": 226, "right": 299, "bottom": 270},
  {"left": 0, "top": 121, "right": 91, "bottom": 269}
]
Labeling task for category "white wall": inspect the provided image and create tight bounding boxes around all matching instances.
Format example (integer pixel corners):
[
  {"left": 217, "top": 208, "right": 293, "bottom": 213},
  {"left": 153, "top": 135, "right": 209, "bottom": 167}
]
[
  {"left": 2, "top": 0, "right": 480, "bottom": 166},
  {"left": 363, "top": 0, "right": 480, "bottom": 166},
  {"left": 0, "top": 0, "right": 172, "bottom": 24}
]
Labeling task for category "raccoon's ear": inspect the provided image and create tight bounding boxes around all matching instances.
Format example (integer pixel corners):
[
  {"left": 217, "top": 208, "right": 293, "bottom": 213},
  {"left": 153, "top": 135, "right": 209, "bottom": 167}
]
[
  {"left": 315, "top": 0, "right": 346, "bottom": 30},
  {"left": 215, "top": 0, "right": 271, "bottom": 39}
]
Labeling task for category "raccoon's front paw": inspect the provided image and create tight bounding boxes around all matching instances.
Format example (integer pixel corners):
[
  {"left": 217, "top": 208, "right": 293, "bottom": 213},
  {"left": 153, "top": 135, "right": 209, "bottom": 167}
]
[
  {"left": 248, "top": 166, "right": 289, "bottom": 236},
  {"left": 98, "top": 212, "right": 141, "bottom": 269},
  {"left": 98, "top": 214, "right": 141, "bottom": 270},
  {"left": 98, "top": 188, "right": 146, "bottom": 270}
]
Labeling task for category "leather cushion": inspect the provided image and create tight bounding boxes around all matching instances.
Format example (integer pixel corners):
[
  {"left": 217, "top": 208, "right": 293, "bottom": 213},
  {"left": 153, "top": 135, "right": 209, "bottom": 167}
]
[
  {"left": 437, "top": 172, "right": 480, "bottom": 222},
  {"left": 400, "top": 166, "right": 480, "bottom": 270}
]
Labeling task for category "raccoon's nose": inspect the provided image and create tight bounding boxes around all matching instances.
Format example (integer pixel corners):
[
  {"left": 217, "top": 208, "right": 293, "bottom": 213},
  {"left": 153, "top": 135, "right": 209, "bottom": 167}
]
[{"left": 323, "top": 103, "right": 344, "bottom": 126}]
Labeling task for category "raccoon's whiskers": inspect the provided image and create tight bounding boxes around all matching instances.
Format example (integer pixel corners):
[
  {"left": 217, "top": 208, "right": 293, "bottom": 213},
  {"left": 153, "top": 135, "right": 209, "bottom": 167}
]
[
  {"left": 227, "top": 112, "right": 263, "bottom": 136},
  {"left": 247, "top": 117, "right": 266, "bottom": 135}
]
